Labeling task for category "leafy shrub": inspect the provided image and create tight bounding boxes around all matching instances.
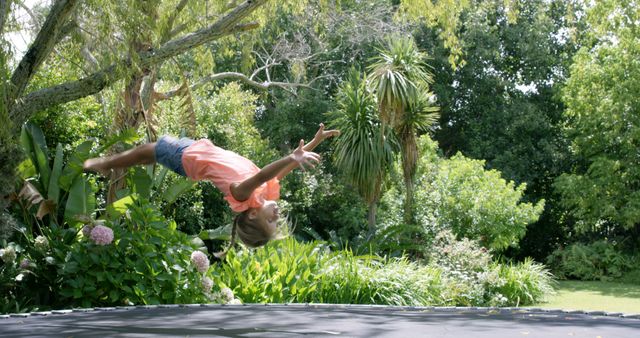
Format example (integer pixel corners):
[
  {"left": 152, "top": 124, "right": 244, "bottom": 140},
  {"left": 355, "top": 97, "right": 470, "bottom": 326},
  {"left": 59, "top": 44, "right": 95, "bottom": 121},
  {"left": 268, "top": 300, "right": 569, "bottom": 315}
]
[
  {"left": 0, "top": 196, "right": 226, "bottom": 313},
  {"left": 413, "top": 136, "right": 544, "bottom": 251},
  {"left": 215, "top": 236, "right": 553, "bottom": 307},
  {"left": 57, "top": 198, "right": 213, "bottom": 308},
  {"left": 547, "top": 240, "right": 632, "bottom": 281},
  {"left": 429, "top": 230, "right": 553, "bottom": 306},
  {"left": 315, "top": 254, "right": 445, "bottom": 306},
  {"left": 429, "top": 230, "right": 491, "bottom": 274},
  {"left": 488, "top": 259, "right": 555, "bottom": 307}
]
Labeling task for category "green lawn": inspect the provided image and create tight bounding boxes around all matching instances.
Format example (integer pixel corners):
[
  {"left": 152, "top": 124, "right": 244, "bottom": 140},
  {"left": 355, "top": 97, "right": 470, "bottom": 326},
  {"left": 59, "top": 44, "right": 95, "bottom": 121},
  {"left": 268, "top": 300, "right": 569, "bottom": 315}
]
[{"left": 532, "top": 280, "right": 640, "bottom": 313}]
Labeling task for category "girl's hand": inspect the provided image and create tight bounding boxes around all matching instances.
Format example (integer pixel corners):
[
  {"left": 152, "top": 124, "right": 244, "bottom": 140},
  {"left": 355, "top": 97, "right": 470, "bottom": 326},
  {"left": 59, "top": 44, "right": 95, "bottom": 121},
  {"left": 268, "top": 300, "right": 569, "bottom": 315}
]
[
  {"left": 313, "top": 123, "right": 340, "bottom": 142},
  {"left": 291, "top": 139, "right": 321, "bottom": 170}
]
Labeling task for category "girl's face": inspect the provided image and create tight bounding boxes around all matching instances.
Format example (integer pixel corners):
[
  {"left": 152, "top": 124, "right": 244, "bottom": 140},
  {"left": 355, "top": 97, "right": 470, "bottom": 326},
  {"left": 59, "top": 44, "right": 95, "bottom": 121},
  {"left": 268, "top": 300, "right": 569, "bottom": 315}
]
[{"left": 250, "top": 200, "right": 280, "bottom": 234}]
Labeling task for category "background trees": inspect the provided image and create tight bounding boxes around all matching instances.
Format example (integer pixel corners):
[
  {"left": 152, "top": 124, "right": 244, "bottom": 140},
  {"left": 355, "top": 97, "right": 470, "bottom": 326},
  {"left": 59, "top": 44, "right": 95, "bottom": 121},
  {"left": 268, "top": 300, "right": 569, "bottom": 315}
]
[
  {"left": 1, "top": 0, "right": 639, "bottom": 312},
  {"left": 554, "top": 0, "right": 640, "bottom": 238}
]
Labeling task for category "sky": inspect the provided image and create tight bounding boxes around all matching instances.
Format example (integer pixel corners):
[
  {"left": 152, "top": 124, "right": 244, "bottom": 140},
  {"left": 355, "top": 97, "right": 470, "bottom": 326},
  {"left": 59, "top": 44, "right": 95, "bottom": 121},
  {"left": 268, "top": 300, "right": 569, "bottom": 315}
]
[{"left": 6, "top": 0, "right": 45, "bottom": 64}]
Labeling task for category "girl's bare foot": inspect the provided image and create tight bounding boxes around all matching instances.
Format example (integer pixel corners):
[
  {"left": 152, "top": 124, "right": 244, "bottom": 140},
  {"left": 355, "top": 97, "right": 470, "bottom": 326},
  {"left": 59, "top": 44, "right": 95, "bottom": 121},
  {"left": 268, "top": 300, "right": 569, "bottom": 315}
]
[{"left": 83, "top": 158, "right": 111, "bottom": 176}]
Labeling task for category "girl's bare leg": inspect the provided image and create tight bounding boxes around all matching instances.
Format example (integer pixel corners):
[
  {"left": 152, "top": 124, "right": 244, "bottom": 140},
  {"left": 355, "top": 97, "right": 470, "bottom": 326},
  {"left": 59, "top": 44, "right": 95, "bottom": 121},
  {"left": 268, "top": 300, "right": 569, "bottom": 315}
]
[{"left": 83, "top": 143, "right": 157, "bottom": 176}]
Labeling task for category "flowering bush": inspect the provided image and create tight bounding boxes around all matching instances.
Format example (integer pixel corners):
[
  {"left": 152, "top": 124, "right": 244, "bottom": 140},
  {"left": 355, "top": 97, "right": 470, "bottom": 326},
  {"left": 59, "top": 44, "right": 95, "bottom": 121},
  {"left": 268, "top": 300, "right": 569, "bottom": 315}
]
[
  {"left": 190, "top": 251, "right": 210, "bottom": 274},
  {"left": 56, "top": 198, "right": 216, "bottom": 308},
  {"left": 90, "top": 225, "right": 114, "bottom": 245}
]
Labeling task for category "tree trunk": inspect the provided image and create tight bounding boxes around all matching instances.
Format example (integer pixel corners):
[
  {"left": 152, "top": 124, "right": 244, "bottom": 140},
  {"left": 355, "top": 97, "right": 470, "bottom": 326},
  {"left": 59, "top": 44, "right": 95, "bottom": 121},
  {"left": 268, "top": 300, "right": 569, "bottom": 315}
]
[
  {"left": 367, "top": 200, "right": 377, "bottom": 234},
  {"left": 403, "top": 176, "right": 414, "bottom": 225},
  {"left": 400, "top": 131, "right": 418, "bottom": 225},
  {"left": 106, "top": 73, "right": 148, "bottom": 204}
]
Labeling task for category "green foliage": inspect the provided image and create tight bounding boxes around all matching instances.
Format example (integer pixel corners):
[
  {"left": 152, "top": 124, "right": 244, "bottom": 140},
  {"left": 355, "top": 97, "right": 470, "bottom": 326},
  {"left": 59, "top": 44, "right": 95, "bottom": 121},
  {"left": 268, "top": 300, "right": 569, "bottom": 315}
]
[
  {"left": 429, "top": 230, "right": 492, "bottom": 274},
  {"left": 214, "top": 237, "right": 553, "bottom": 306},
  {"left": 368, "top": 35, "right": 434, "bottom": 126},
  {"left": 199, "top": 82, "right": 278, "bottom": 167},
  {"left": 488, "top": 258, "right": 555, "bottom": 307},
  {"left": 415, "top": 143, "right": 544, "bottom": 251},
  {"left": 283, "top": 164, "right": 368, "bottom": 241},
  {"left": 27, "top": 53, "right": 106, "bottom": 151},
  {"left": 547, "top": 240, "right": 633, "bottom": 281},
  {"left": 555, "top": 0, "right": 640, "bottom": 233},
  {"left": 428, "top": 230, "right": 553, "bottom": 306},
  {"left": 213, "top": 237, "right": 326, "bottom": 303},
  {"left": 58, "top": 198, "right": 210, "bottom": 308},
  {"left": 16, "top": 122, "right": 96, "bottom": 228},
  {"left": 329, "top": 69, "right": 396, "bottom": 207},
  {"left": 315, "top": 254, "right": 445, "bottom": 306},
  {"left": 421, "top": 0, "right": 579, "bottom": 259}
]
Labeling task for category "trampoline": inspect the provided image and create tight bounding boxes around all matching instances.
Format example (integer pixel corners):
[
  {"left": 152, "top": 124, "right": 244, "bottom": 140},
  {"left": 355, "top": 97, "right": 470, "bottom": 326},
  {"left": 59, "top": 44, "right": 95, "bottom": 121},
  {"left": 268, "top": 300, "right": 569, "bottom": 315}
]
[{"left": 2, "top": 304, "right": 639, "bottom": 337}]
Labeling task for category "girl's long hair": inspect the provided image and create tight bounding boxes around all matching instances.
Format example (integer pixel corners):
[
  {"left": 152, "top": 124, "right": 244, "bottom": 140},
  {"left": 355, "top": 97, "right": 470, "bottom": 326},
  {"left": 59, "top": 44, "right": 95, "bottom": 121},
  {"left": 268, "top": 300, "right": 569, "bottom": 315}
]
[{"left": 214, "top": 211, "right": 271, "bottom": 259}]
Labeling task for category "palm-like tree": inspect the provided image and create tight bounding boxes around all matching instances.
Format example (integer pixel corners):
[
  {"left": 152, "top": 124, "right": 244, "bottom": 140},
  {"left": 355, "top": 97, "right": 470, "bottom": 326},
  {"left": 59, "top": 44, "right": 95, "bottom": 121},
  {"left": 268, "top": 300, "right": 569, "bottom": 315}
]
[
  {"left": 329, "top": 69, "right": 396, "bottom": 232},
  {"left": 368, "top": 36, "right": 439, "bottom": 224}
]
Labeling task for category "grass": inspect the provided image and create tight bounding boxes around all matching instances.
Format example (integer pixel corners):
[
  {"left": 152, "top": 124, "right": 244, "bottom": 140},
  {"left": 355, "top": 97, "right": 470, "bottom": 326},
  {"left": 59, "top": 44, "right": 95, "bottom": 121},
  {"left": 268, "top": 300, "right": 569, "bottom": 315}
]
[{"left": 532, "top": 280, "right": 640, "bottom": 313}]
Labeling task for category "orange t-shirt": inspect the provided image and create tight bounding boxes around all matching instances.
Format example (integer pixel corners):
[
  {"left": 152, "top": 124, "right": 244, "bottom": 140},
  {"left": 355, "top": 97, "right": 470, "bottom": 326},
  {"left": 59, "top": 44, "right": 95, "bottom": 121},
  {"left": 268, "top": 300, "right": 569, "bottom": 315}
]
[{"left": 181, "top": 139, "right": 280, "bottom": 212}]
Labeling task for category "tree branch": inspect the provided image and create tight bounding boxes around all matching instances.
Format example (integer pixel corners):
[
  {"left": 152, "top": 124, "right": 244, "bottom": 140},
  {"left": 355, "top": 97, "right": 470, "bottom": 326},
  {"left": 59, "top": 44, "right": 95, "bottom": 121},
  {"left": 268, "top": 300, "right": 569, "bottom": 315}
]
[
  {"left": 137, "top": 0, "right": 266, "bottom": 67},
  {"left": 15, "top": 0, "right": 41, "bottom": 27},
  {"left": 9, "top": 0, "right": 267, "bottom": 126},
  {"left": 160, "top": 0, "right": 189, "bottom": 43},
  {"left": 9, "top": 0, "right": 79, "bottom": 105},
  {"left": 161, "top": 71, "right": 313, "bottom": 99}
]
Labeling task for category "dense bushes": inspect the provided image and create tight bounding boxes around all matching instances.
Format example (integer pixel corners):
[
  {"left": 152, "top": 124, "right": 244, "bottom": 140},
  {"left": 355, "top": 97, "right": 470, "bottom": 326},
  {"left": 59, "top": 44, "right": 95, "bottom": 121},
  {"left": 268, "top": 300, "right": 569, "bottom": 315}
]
[
  {"left": 0, "top": 198, "right": 223, "bottom": 313},
  {"left": 547, "top": 240, "right": 633, "bottom": 281},
  {"left": 214, "top": 236, "right": 553, "bottom": 307}
]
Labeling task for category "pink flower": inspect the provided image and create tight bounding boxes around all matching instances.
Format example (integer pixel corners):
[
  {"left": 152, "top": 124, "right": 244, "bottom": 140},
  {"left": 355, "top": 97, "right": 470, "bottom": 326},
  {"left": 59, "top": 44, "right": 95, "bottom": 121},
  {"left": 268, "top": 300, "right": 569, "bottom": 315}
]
[
  {"left": 90, "top": 225, "right": 114, "bottom": 245},
  {"left": 82, "top": 225, "right": 93, "bottom": 238},
  {"left": 201, "top": 277, "right": 213, "bottom": 293},
  {"left": 190, "top": 251, "right": 210, "bottom": 273},
  {"left": 20, "top": 258, "right": 30, "bottom": 269}
]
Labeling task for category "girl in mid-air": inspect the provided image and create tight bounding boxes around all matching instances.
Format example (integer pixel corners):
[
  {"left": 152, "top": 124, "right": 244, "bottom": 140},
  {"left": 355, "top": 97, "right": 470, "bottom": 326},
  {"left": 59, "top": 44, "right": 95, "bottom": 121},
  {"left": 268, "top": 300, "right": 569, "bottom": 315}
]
[{"left": 84, "top": 123, "right": 339, "bottom": 257}]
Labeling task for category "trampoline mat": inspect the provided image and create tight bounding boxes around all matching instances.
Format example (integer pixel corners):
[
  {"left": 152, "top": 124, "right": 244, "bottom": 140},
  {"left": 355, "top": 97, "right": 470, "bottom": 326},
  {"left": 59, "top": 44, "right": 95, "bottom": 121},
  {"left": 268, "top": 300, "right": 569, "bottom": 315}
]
[{"left": 1, "top": 304, "right": 639, "bottom": 338}]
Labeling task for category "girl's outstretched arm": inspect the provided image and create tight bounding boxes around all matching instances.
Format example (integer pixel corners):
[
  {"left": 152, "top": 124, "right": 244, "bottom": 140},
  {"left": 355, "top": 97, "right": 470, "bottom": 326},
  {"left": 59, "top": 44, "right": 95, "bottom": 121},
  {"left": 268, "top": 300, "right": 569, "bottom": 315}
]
[
  {"left": 230, "top": 139, "right": 320, "bottom": 202},
  {"left": 276, "top": 123, "right": 340, "bottom": 180}
]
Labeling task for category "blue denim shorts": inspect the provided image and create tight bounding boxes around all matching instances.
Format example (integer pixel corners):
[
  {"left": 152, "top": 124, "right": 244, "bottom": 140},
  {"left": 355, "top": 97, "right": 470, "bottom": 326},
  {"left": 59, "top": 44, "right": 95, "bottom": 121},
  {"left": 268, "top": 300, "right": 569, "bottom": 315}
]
[{"left": 155, "top": 136, "right": 195, "bottom": 176}]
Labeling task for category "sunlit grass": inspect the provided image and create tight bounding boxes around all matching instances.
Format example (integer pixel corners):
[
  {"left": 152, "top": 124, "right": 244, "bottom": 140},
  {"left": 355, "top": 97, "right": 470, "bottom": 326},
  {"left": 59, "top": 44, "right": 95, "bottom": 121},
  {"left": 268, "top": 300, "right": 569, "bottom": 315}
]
[{"left": 533, "top": 280, "right": 640, "bottom": 313}]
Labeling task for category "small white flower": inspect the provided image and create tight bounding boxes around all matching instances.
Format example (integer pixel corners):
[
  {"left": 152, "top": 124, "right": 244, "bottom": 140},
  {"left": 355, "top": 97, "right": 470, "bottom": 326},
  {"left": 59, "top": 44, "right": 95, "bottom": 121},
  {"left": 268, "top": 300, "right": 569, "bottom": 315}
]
[
  {"left": 201, "top": 277, "right": 213, "bottom": 293},
  {"left": 34, "top": 236, "right": 49, "bottom": 251},
  {"left": 220, "top": 287, "right": 234, "bottom": 302},
  {"left": 227, "top": 298, "right": 242, "bottom": 305},
  {"left": 0, "top": 246, "right": 16, "bottom": 263},
  {"left": 190, "top": 251, "right": 210, "bottom": 274}
]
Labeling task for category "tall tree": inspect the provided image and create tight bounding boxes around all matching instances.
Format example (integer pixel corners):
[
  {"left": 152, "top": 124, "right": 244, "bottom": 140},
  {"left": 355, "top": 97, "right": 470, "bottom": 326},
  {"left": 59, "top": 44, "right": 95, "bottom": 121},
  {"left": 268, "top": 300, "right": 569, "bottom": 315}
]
[
  {"left": 416, "top": 0, "right": 582, "bottom": 259},
  {"left": 368, "top": 36, "right": 438, "bottom": 224},
  {"left": 555, "top": 0, "right": 640, "bottom": 237},
  {"left": 2, "top": 0, "right": 341, "bottom": 205},
  {"left": 330, "top": 69, "right": 396, "bottom": 231}
]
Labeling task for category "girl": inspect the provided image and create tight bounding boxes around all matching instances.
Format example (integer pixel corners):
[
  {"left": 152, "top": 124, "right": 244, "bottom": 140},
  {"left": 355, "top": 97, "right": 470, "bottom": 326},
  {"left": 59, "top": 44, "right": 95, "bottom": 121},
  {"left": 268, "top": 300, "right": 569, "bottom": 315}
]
[{"left": 83, "top": 123, "right": 339, "bottom": 257}]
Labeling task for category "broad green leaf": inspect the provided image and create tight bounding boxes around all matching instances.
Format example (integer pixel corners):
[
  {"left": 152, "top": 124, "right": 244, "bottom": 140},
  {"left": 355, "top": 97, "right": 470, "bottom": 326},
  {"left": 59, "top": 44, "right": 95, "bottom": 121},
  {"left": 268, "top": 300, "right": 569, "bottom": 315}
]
[
  {"left": 64, "top": 175, "right": 96, "bottom": 225},
  {"left": 16, "top": 158, "right": 36, "bottom": 179},
  {"left": 105, "top": 195, "right": 136, "bottom": 219},
  {"left": 162, "top": 178, "right": 196, "bottom": 204},
  {"left": 60, "top": 141, "right": 93, "bottom": 190},
  {"left": 131, "top": 167, "right": 152, "bottom": 199},
  {"left": 199, "top": 224, "right": 231, "bottom": 240}
]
